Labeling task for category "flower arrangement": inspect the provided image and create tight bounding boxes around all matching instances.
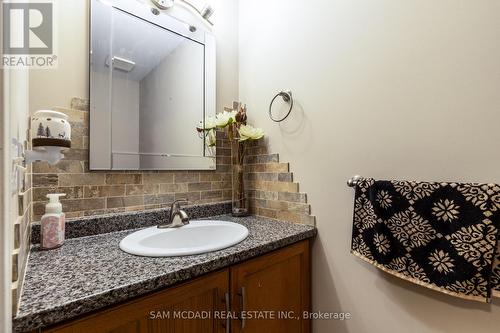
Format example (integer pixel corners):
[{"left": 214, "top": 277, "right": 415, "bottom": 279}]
[{"left": 197, "top": 104, "right": 265, "bottom": 216}]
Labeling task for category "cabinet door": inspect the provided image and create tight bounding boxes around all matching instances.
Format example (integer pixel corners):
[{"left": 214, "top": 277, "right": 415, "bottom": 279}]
[
  {"left": 230, "top": 240, "right": 310, "bottom": 333},
  {"left": 44, "top": 269, "right": 229, "bottom": 333}
]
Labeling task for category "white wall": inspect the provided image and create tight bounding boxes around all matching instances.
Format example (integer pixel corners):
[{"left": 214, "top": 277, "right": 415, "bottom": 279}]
[
  {"left": 111, "top": 76, "right": 140, "bottom": 168},
  {"left": 29, "top": 0, "right": 90, "bottom": 113},
  {"left": 0, "top": 82, "right": 6, "bottom": 333},
  {"left": 162, "top": 0, "right": 239, "bottom": 113},
  {"left": 139, "top": 40, "right": 204, "bottom": 161},
  {"left": 89, "top": 69, "right": 141, "bottom": 169},
  {"left": 0, "top": 2, "right": 12, "bottom": 325},
  {"left": 238, "top": 0, "right": 500, "bottom": 332}
]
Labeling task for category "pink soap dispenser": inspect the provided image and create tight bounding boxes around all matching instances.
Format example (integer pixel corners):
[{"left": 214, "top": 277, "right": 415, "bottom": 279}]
[{"left": 41, "top": 193, "right": 66, "bottom": 250}]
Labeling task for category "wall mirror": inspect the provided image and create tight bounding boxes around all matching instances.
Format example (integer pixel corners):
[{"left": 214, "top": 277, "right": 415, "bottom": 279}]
[{"left": 90, "top": 0, "right": 216, "bottom": 170}]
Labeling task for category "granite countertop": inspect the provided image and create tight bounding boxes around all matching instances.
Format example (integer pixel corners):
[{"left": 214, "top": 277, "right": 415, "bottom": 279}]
[{"left": 13, "top": 214, "right": 316, "bottom": 332}]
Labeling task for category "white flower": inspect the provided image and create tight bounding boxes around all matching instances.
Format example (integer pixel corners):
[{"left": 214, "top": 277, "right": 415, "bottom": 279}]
[
  {"left": 238, "top": 125, "right": 265, "bottom": 141},
  {"left": 197, "top": 116, "right": 216, "bottom": 130},
  {"left": 215, "top": 111, "right": 236, "bottom": 128},
  {"left": 206, "top": 129, "right": 216, "bottom": 147}
]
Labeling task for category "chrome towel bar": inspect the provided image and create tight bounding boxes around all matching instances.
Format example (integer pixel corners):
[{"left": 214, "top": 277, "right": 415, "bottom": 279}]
[{"left": 347, "top": 175, "right": 363, "bottom": 187}]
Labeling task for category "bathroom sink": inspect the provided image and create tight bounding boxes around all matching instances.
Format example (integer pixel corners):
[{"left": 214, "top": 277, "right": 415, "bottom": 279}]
[{"left": 119, "top": 220, "right": 249, "bottom": 257}]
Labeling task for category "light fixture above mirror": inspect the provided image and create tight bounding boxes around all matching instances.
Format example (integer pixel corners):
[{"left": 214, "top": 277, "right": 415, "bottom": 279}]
[
  {"left": 151, "top": 0, "right": 174, "bottom": 10},
  {"left": 149, "top": 0, "right": 215, "bottom": 25}
]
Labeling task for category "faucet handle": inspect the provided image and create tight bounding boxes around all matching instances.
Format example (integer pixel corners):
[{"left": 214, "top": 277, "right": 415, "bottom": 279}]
[
  {"left": 170, "top": 199, "right": 188, "bottom": 211},
  {"left": 173, "top": 198, "right": 188, "bottom": 206},
  {"left": 158, "top": 199, "right": 190, "bottom": 229}
]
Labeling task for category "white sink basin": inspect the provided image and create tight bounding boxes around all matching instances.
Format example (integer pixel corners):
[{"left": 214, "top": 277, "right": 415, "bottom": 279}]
[{"left": 119, "top": 220, "right": 249, "bottom": 257}]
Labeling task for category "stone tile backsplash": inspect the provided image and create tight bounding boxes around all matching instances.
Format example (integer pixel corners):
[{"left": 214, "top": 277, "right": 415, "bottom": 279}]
[
  {"left": 31, "top": 97, "right": 316, "bottom": 227},
  {"left": 31, "top": 98, "right": 232, "bottom": 221}
]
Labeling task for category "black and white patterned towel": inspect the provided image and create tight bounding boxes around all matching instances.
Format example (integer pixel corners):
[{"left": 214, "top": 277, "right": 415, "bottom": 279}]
[{"left": 351, "top": 178, "right": 500, "bottom": 302}]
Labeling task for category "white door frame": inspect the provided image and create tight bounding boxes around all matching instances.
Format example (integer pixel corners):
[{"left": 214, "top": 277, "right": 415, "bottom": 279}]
[{"left": 1, "top": 0, "right": 14, "bottom": 330}]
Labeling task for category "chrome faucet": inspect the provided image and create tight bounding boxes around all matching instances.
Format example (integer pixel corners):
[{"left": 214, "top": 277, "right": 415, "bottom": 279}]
[{"left": 158, "top": 199, "right": 189, "bottom": 229}]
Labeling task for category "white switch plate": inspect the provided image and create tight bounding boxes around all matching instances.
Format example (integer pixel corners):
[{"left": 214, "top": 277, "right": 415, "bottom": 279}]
[
  {"left": 10, "top": 138, "right": 25, "bottom": 196},
  {"left": 10, "top": 140, "right": 19, "bottom": 195}
]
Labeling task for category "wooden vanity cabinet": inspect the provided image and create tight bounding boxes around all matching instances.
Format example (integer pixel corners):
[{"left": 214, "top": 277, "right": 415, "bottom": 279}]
[
  {"left": 42, "top": 240, "right": 310, "bottom": 333},
  {"left": 230, "top": 240, "right": 310, "bottom": 333}
]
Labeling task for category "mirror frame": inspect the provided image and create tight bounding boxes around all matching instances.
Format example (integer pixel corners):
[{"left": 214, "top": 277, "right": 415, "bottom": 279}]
[{"left": 89, "top": 0, "right": 216, "bottom": 170}]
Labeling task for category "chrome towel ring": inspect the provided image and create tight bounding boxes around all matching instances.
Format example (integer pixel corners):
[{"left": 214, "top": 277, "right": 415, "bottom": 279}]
[{"left": 269, "top": 90, "right": 293, "bottom": 122}]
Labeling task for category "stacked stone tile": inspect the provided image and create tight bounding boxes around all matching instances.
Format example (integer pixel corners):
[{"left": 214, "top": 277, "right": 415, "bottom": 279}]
[{"left": 244, "top": 141, "right": 315, "bottom": 225}]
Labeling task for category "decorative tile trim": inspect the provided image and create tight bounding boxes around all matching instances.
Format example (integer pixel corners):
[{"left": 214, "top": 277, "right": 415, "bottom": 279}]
[
  {"left": 31, "top": 201, "right": 232, "bottom": 244},
  {"left": 244, "top": 142, "right": 316, "bottom": 226},
  {"left": 12, "top": 134, "right": 33, "bottom": 314}
]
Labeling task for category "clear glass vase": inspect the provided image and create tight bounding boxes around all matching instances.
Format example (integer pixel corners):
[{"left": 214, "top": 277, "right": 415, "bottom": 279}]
[{"left": 231, "top": 140, "right": 249, "bottom": 217}]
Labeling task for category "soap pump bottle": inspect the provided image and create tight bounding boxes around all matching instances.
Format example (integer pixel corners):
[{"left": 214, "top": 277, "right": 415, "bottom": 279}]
[{"left": 41, "top": 193, "right": 66, "bottom": 250}]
